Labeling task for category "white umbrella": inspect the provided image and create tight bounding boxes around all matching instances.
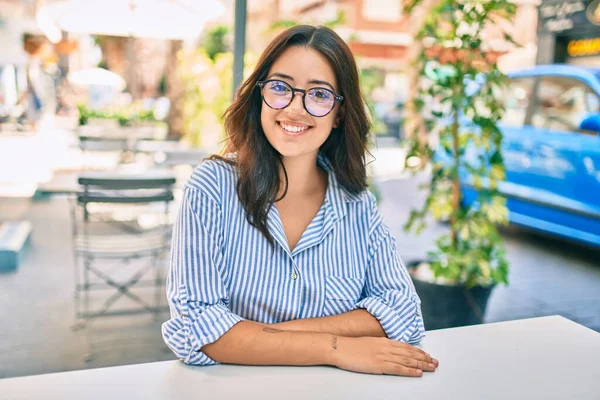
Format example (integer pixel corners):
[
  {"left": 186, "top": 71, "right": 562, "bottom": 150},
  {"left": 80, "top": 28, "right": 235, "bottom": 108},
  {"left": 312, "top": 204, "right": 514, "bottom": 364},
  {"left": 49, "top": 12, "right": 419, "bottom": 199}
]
[
  {"left": 68, "top": 68, "right": 126, "bottom": 90},
  {"left": 37, "top": 0, "right": 225, "bottom": 40}
]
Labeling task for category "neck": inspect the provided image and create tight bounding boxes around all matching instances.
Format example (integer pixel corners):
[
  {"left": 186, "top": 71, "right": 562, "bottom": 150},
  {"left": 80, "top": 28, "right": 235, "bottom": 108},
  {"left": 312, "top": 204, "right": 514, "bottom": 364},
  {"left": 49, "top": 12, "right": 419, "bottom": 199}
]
[{"left": 278, "top": 153, "right": 326, "bottom": 198}]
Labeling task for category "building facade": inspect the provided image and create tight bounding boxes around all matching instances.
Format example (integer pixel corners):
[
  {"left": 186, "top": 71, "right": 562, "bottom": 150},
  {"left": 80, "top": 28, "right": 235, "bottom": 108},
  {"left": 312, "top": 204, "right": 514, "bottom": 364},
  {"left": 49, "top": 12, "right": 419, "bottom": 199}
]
[
  {"left": 247, "top": 0, "right": 539, "bottom": 70},
  {"left": 537, "top": 0, "right": 600, "bottom": 66},
  {"left": 245, "top": 0, "right": 540, "bottom": 108}
]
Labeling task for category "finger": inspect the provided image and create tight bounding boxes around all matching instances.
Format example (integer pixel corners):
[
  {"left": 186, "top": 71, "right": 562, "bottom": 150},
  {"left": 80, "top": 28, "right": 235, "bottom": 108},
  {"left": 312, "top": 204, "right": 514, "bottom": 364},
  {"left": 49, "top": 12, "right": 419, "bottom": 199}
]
[
  {"left": 382, "top": 362, "right": 423, "bottom": 377},
  {"left": 388, "top": 341, "right": 438, "bottom": 365},
  {"left": 386, "top": 355, "right": 437, "bottom": 372},
  {"left": 390, "top": 341, "right": 430, "bottom": 357},
  {"left": 417, "top": 359, "right": 437, "bottom": 372},
  {"left": 410, "top": 351, "right": 438, "bottom": 366},
  {"left": 390, "top": 349, "right": 434, "bottom": 364},
  {"left": 405, "top": 348, "right": 438, "bottom": 365}
]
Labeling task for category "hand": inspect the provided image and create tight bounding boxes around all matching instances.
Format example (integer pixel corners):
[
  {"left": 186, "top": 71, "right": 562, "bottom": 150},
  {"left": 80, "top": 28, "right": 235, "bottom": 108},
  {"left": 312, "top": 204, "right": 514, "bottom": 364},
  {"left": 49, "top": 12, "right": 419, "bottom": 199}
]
[{"left": 330, "top": 336, "right": 439, "bottom": 377}]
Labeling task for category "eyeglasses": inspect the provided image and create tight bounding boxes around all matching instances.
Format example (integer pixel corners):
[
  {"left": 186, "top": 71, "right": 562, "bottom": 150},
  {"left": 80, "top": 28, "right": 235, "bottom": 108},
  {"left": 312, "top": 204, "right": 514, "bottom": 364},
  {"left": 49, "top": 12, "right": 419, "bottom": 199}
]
[{"left": 256, "top": 79, "right": 343, "bottom": 117}]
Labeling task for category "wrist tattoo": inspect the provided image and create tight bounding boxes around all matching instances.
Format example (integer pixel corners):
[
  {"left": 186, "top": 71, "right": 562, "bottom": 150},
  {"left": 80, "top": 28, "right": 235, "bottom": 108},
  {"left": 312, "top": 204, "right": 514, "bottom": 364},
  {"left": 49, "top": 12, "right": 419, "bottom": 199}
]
[
  {"left": 331, "top": 336, "right": 338, "bottom": 350},
  {"left": 263, "top": 327, "right": 284, "bottom": 333}
]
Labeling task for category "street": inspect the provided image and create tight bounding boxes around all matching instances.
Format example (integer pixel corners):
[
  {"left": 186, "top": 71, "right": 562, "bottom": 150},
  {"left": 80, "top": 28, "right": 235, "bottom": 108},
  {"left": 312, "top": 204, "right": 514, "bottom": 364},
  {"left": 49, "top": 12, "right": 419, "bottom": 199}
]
[{"left": 376, "top": 170, "right": 600, "bottom": 333}]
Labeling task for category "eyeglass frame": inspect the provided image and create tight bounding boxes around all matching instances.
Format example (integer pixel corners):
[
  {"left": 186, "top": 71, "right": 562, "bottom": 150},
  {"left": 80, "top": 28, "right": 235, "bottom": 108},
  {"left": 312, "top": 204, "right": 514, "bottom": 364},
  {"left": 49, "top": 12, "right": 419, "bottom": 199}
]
[{"left": 256, "top": 79, "right": 344, "bottom": 117}]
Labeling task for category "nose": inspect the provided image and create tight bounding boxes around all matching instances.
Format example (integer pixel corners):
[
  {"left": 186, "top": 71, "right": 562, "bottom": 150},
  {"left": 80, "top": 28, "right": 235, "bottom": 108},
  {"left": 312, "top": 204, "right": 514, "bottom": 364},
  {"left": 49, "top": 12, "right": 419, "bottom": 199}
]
[{"left": 287, "top": 91, "right": 305, "bottom": 114}]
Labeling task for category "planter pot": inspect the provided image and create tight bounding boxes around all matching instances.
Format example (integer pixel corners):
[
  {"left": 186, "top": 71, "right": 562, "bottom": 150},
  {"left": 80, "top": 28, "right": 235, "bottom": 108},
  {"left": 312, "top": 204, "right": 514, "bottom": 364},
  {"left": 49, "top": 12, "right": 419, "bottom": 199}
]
[
  {"left": 78, "top": 119, "right": 120, "bottom": 136},
  {"left": 407, "top": 260, "right": 495, "bottom": 330},
  {"left": 132, "top": 122, "right": 169, "bottom": 140}
]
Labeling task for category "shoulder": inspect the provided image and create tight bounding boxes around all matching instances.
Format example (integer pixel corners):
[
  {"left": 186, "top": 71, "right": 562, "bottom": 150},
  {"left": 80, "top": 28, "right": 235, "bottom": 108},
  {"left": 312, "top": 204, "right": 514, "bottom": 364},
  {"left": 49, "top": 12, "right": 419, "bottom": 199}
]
[
  {"left": 344, "top": 188, "right": 385, "bottom": 239},
  {"left": 361, "top": 189, "right": 378, "bottom": 208},
  {"left": 184, "top": 157, "right": 238, "bottom": 205},
  {"left": 343, "top": 187, "right": 378, "bottom": 214}
]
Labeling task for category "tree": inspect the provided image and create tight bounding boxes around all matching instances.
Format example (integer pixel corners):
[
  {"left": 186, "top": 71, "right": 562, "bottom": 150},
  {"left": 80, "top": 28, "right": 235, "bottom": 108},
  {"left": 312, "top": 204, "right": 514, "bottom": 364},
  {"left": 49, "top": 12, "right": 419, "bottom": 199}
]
[
  {"left": 165, "top": 40, "right": 184, "bottom": 138},
  {"left": 203, "top": 25, "right": 230, "bottom": 61},
  {"left": 403, "top": 0, "right": 518, "bottom": 288}
]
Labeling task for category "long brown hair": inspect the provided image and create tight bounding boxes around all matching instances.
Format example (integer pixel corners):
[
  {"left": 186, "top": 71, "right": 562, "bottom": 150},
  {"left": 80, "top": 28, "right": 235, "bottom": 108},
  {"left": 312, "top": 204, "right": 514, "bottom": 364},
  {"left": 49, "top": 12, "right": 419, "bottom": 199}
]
[{"left": 210, "top": 25, "right": 371, "bottom": 246}]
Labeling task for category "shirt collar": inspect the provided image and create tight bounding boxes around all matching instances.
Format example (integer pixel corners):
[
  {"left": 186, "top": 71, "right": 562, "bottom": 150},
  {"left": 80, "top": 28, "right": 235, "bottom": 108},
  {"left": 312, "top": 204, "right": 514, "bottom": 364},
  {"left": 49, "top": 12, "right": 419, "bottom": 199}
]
[{"left": 317, "top": 152, "right": 362, "bottom": 221}]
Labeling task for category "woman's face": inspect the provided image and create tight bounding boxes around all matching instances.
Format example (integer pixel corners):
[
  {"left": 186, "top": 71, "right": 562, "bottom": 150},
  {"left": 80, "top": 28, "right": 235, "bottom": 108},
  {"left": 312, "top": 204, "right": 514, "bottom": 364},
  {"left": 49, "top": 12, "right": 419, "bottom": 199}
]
[{"left": 260, "top": 46, "right": 340, "bottom": 160}]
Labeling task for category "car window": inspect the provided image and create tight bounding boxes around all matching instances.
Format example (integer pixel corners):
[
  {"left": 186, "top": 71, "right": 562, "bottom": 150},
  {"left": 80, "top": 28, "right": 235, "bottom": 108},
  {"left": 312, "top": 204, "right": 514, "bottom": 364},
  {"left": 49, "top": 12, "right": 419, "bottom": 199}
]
[
  {"left": 531, "top": 76, "right": 600, "bottom": 133},
  {"left": 501, "top": 77, "right": 535, "bottom": 128}
]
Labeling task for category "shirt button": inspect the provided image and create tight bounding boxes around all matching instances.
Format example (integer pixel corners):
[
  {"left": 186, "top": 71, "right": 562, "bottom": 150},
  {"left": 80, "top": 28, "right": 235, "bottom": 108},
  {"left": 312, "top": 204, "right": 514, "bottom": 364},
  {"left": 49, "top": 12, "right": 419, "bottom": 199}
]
[{"left": 291, "top": 272, "right": 297, "bottom": 280}]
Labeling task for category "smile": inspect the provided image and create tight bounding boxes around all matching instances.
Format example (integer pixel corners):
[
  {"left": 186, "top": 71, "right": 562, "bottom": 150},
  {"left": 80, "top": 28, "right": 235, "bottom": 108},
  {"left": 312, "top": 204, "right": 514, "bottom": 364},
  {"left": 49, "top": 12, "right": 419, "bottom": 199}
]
[{"left": 278, "top": 121, "right": 312, "bottom": 136}]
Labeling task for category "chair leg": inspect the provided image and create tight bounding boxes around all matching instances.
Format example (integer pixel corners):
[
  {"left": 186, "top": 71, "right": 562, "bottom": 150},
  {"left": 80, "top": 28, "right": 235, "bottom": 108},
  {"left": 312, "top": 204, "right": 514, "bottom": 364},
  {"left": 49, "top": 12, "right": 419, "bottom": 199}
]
[
  {"left": 87, "top": 263, "right": 156, "bottom": 315},
  {"left": 79, "top": 256, "right": 94, "bottom": 361},
  {"left": 70, "top": 197, "right": 84, "bottom": 331},
  {"left": 82, "top": 255, "right": 91, "bottom": 329},
  {"left": 71, "top": 255, "right": 90, "bottom": 331},
  {"left": 82, "top": 309, "right": 95, "bottom": 362},
  {"left": 71, "top": 258, "right": 83, "bottom": 331},
  {"left": 82, "top": 322, "right": 93, "bottom": 362}
]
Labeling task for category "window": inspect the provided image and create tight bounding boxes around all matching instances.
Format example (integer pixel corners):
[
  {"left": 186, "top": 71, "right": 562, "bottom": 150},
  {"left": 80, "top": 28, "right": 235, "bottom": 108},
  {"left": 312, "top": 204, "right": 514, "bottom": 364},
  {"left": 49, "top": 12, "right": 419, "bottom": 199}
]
[
  {"left": 531, "top": 76, "right": 600, "bottom": 133},
  {"left": 501, "top": 77, "right": 536, "bottom": 128},
  {"left": 363, "top": 0, "right": 401, "bottom": 22}
]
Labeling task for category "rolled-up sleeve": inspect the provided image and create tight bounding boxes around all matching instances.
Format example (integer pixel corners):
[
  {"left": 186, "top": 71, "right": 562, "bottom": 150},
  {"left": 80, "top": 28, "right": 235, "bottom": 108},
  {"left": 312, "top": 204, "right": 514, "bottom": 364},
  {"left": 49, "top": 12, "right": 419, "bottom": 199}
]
[
  {"left": 161, "top": 185, "right": 243, "bottom": 366},
  {"left": 353, "top": 194, "right": 425, "bottom": 344}
]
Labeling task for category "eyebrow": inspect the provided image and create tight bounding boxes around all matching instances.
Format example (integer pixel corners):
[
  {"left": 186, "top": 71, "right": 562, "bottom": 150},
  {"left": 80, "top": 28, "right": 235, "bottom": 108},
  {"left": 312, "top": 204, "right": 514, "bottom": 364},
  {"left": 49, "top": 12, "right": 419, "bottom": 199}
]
[{"left": 267, "top": 72, "right": 336, "bottom": 92}]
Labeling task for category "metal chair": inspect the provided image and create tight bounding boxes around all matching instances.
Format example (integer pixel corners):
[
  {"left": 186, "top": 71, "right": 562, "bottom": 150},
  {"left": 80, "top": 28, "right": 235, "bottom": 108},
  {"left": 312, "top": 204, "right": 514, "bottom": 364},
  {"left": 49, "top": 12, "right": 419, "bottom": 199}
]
[
  {"left": 78, "top": 135, "right": 131, "bottom": 166},
  {"left": 69, "top": 172, "right": 175, "bottom": 361}
]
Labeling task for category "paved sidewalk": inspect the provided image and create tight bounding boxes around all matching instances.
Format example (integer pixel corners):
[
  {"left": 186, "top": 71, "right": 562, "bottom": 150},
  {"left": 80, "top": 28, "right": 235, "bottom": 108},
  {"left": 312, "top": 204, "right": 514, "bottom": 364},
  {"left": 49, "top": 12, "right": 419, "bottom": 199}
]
[{"left": 375, "top": 170, "right": 600, "bottom": 332}]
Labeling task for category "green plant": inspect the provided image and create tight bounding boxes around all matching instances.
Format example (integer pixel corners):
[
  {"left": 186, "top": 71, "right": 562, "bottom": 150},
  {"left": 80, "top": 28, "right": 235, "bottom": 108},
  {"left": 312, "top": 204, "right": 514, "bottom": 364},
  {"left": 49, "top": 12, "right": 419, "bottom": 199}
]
[
  {"left": 77, "top": 104, "right": 89, "bottom": 125},
  {"left": 76, "top": 104, "right": 158, "bottom": 126},
  {"left": 158, "top": 74, "right": 167, "bottom": 96},
  {"left": 403, "top": 0, "right": 517, "bottom": 288},
  {"left": 137, "top": 109, "right": 156, "bottom": 122},
  {"left": 268, "top": 10, "right": 346, "bottom": 33},
  {"left": 178, "top": 49, "right": 257, "bottom": 147},
  {"left": 115, "top": 112, "right": 132, "bottom": 127},
  {"left": 204, "top": 25, "right": 230, "bottom": 61},
  {"left": 359, "top": 67, "right": 387, "bottom": 135}
]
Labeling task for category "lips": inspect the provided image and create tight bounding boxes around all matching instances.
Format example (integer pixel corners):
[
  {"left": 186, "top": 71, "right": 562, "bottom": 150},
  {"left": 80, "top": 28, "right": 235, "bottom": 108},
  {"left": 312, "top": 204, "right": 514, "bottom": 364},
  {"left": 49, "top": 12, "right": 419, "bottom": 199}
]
[{"left": 278, "top": 121, "right": 312, "bottom": 136}]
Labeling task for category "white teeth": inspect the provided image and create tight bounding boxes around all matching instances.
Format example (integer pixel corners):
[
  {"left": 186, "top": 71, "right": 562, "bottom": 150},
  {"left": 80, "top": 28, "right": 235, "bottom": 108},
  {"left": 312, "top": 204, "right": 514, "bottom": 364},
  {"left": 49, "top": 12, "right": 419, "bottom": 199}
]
[{"left": 280, "top": 122, "right": 309, "bottom": 133}]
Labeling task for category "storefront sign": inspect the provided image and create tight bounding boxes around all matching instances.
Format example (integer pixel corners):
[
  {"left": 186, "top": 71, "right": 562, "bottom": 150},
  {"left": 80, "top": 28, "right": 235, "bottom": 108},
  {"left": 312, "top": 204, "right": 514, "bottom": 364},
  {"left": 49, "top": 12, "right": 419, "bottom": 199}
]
[
  {"left": 538, "top": 0, "right": 600, "bottom": 33},
  {"left": 567, "top": 37, "right": 600, "bottom": 57},
  {"left": 587, "top": 0, "right": 600, "bottom": 25}
]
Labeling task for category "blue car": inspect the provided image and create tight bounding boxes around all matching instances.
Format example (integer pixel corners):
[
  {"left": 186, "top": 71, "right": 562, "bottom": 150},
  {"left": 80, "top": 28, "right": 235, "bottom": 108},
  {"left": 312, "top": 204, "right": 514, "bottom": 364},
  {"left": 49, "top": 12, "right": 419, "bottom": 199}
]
[{"left": 458, "top": 65, "right": 600, "bottom": 248}]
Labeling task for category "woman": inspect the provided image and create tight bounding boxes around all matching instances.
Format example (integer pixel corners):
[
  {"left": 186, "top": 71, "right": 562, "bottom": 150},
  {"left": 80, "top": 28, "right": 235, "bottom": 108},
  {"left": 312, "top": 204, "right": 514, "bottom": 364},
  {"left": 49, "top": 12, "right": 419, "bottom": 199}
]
[
  {"left": 162, "top": 25, "right": 438, "bottom": 377},
  {"left": 18, "top": 68, "right": 43, "bottom": 131}
]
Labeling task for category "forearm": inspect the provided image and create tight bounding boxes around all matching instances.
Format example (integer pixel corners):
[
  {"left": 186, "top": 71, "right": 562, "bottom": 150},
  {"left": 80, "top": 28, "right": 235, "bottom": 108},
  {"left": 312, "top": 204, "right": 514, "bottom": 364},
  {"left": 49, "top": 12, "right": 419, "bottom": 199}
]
[
  {"left": 202, "top": 320, "right": 337, "bottom": 366},
  {"left": 272, "top": 309, "right": 386, "bottom": 338}
]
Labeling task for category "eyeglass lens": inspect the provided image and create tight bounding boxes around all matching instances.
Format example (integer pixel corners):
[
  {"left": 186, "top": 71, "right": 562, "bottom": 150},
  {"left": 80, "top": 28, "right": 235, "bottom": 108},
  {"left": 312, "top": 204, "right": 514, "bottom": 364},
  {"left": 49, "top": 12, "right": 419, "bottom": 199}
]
[{"left": 261, "top": 80, "right": 336, "bottom": 117}]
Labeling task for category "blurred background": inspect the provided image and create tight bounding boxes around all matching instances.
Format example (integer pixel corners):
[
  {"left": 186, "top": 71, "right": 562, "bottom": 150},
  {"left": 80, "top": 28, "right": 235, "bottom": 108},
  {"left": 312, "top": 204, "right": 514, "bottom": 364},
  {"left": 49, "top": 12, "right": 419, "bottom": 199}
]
[{"left": 0, "top": 0, "right": 598, "bottom": 379}]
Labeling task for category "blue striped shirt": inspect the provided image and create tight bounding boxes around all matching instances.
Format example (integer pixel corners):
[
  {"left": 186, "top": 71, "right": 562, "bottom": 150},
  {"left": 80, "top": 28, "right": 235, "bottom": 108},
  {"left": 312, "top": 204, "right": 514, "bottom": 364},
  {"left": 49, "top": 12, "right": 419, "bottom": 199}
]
[{"left": 162, "top": 153, "right": 425, "bottom": 365}]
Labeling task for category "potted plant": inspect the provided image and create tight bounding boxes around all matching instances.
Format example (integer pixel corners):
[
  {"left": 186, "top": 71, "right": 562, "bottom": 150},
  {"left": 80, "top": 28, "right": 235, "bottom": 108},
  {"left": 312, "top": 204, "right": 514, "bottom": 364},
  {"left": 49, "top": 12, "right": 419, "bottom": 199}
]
[{"left": 402, "top": 0, "right": 517, "bottom": 330}]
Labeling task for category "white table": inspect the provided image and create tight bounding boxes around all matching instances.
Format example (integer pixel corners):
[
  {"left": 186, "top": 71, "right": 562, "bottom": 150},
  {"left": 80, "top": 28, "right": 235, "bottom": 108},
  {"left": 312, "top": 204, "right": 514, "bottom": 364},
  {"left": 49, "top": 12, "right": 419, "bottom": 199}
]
[{"left": 1, "top": 316, "right": 599, "bottom": 400}]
